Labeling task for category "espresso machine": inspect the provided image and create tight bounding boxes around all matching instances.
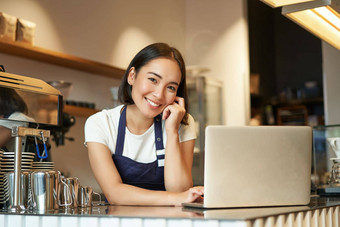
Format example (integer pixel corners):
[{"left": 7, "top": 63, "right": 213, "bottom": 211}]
[{"left": 0, "top": 70, "right": 63, "bottom": 211}]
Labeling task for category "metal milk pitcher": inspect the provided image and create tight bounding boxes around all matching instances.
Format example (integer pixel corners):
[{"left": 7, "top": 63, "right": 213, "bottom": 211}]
[
  {"left": 30, "top": 170, "right": 72, "bottom": 211},
  {"left": 6, "top": 171, "right": 31, "bottom": 210},
  {"left": 78, "top": 186, "right": 101, "bottom": 208},
  {"left": 65, "top": 177, "right": 79, "bottom": 208}
]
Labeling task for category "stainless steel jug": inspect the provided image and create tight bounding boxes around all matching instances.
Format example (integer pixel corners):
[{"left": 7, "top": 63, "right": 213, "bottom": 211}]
[
  {"left": 6, "top": 171, "right": 31, "bottom": 210},
  {"left": 30, "top": 170, "right": 72, "bottom": 211}
]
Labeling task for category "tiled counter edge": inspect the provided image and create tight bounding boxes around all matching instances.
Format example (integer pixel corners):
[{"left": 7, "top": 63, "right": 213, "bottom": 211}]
[{"left": 0, "top": 214, "right": 247, "bottom": 227}]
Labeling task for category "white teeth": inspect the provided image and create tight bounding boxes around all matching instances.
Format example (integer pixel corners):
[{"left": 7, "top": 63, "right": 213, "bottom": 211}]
[{"left": 146, "top": 98, "right": 160, "bottom": 107}]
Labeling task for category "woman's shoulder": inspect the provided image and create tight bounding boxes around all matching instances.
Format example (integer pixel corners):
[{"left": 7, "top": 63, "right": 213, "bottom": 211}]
[
  {"left": 180, "top": 113, "right": 195, "bottom": 128},
  {"left": 87, "top": 105, "right": 123, "bottom": 121},
  {"left": 178, "top": 113, "right": 197, "bottom": 141},
  {"left": 85, "top": 105, "right": 124, "bottom": 129},
  {"left": 186, "top": 113, "right": 195, "bottom": 125}
]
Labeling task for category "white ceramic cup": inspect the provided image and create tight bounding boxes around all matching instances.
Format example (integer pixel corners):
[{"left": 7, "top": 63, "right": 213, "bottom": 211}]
[{"left": 328, "top": 137, "right": 340, "bottom": 158}]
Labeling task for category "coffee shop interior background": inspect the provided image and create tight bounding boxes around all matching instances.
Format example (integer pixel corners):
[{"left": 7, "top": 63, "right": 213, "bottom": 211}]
[
  {"left": 1, "top": 0, "right": 340, "bottom": 191},
  {"left": 247, "top": 0, "right": 339, "bottom": 127},
  {"left": 248, "top": 0, "right": 323, "bottom": 126}
]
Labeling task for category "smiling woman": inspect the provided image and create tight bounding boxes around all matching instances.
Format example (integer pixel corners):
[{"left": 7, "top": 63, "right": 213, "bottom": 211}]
[
  {"left": 84, "top": 43, "right": 204, "bottom": 206},
  {"left": 127, "top": 57, "right": 182, "bottom": 121}
]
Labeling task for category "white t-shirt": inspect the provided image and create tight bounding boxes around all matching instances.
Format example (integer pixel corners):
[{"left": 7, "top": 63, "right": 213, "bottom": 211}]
[{"left": 84, "top": 105, "right": 197, "bottom": 164}]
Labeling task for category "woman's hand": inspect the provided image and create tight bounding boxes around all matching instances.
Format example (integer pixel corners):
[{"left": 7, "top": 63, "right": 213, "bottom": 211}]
[
  {"left": 172, "top": 186, "right": 204, "bottom": 206},
  {"left": 162, "top": 96, "right": 185, "bottom": 133}
]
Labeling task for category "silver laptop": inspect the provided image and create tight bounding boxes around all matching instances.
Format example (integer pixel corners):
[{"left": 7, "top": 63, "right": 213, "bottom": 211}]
[{"left": 184, "top": 126, "right": 312, "bottom": 209}]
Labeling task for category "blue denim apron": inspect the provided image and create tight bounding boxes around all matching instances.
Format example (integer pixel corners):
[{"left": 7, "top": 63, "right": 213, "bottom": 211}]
[{"left": 112, "top": 106, "right": 166, "bottom": 191}]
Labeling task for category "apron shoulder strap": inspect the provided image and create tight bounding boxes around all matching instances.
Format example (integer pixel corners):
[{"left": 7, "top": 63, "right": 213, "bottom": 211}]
[
  {"left": 154, "top": 115, "right": 164, "bottom": 150},
  {"left": 115, "top": 106, "right": 164, "bottom": 156},
  {"left": 115, "top": 106, "right": 127, "bottom": 156}
]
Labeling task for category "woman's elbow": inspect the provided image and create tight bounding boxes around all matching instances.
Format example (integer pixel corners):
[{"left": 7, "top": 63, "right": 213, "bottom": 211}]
[{"left": 166, "top": 180, "right": 193, "bottom": 192}]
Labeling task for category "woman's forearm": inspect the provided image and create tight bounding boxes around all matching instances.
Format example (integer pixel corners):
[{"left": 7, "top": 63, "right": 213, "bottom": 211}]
[
  {"left": 88, "top": 143, "right": 176, "bottom": 206},
  {"left": 105, "top": 183, "right": 178, "bottom": 206},
  {"left": 104, "top": 182, "right": 203, "bottom": 207},
  {"left": 164, "top": 131, "right": 193, "bottom": 192}
]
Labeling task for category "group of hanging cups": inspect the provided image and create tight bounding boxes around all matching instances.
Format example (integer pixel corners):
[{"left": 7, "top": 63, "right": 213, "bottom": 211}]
[{"left": 4, "top": 170, "right": 101, "bottom": 211}]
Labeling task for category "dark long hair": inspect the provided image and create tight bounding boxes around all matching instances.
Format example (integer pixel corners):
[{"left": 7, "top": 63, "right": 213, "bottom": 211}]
[
  {"left": 118, "top": 43, "right": 189, "bottom": 125},
  {"left": 0, "top": 87, "right": 28, "bottom": 118}
]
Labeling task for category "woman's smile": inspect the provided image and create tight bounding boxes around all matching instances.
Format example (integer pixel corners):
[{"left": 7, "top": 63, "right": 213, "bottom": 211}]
[{"left": 145, "top": 97, "right": 162, "bottom": 108}]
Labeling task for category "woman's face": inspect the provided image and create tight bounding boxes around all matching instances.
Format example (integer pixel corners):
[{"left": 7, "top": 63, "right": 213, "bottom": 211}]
[{"left": 128, "top": 57, "right": 182, "bottom": 119}]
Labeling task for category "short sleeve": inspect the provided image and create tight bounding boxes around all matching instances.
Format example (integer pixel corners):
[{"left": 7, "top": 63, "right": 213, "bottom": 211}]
[
  {"left": 179, "top": 114, "right": 197, "bottom": 142},
  {"left": 84, "top": 106, "right": 122, "bottom": 154},
  {"left": 84, "top": 112, "right": 111, "bottom": 147}
]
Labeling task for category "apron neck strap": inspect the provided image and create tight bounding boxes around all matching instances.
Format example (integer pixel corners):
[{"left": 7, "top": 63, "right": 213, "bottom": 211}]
[{"left": 115, "top": 106, "right": 164, "bottom": 156}]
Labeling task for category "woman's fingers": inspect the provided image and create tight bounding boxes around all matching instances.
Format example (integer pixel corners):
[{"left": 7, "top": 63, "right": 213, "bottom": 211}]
[
  {"left": 173, "top": 186, "right": 204, "bottom": 206},
  {"left": 162, "top": 106, "right": 171, "bottom": 120},
  {"left": 162, "top": 97, "right": 185, "bottom": 121},
  {"left": 174, "top": 96, "right": 185, "bottom": 108},
  {"left": 190, "top": 186, "right": 204, "bottom": 197},
  {"left": 186, "top": 186, "right": 204, "bottom": 204}
]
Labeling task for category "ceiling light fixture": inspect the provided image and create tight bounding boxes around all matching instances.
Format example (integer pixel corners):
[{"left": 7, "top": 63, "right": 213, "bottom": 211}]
[
  {"left": 260, "top": 0, "right": 315, "bottom": 7},
  {"left": 282, "top": 0, "right": 340, "bottom": 50}
]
